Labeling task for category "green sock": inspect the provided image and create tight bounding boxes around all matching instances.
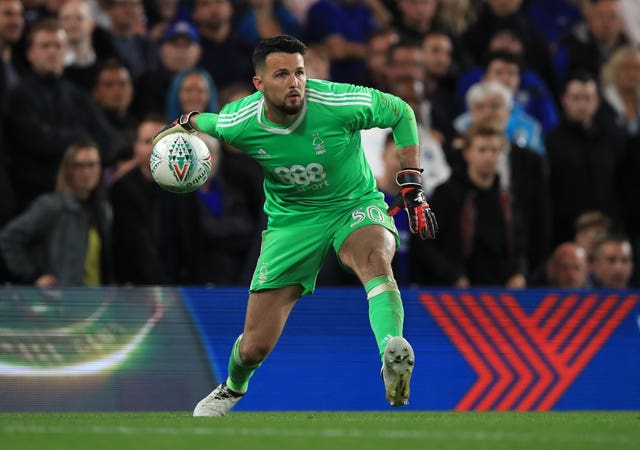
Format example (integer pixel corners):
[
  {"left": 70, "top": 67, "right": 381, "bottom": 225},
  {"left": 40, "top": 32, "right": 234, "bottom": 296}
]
[
  {"left": 365, "top": 275, "right": 404, "bottom": 362},
  {"left": 225, "top": 334, "right": 261, "bottom": 394}
]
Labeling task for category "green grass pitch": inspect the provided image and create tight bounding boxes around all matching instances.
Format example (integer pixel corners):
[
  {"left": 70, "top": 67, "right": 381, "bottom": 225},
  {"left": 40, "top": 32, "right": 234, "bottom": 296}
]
[{"left": 1, "top": 411, "right": 639, "bottom": 450}]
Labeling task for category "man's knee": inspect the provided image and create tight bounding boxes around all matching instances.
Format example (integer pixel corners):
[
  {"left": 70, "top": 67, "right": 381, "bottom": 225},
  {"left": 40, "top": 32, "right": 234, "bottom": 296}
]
[{"left": 239, "top": 340, "right": 271, "bottom": 366}]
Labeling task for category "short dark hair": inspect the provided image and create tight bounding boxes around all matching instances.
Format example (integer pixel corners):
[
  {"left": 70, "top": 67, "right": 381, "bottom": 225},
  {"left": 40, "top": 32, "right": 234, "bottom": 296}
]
[
  {"left": 563, "top": 70, "right": 598, "bottom": 93},
  {"left": 463, "top": 120, "right": 506, "bottom": 150},
  {"left": 592, "top": 233, "right": 632, "bottom": 260},
  {"left": 252, "top": 35, "right": 306, "bottom": 72},
  {"left": 27, "top": 18, "right": 62, "bottom": 48},
  {"left": 483, "top": 50, "right": 522, "bottom": 72}
]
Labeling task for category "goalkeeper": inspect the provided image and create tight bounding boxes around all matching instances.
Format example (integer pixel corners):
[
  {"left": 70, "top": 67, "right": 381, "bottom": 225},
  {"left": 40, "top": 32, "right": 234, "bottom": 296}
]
[{"left": 154, "top": 35, "right": 438, "bottom": 416}]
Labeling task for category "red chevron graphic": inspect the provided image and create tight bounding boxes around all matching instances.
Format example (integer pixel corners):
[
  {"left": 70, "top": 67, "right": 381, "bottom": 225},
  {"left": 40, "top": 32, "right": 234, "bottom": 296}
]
[
  {"left": 421, "top": 293, "right": 637, "bottom": 411},
  {"left": 172, "top": 163, "right": 190, "bottom": 181}
]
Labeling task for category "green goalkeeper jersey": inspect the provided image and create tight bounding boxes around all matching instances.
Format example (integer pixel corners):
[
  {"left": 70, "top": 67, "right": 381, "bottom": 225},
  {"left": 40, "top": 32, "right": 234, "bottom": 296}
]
[{"left": 195, "top": 79, "right": 419, "bottom": 225}]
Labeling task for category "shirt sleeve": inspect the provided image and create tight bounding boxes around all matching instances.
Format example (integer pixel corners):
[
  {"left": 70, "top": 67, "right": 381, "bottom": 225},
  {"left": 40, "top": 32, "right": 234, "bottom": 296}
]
[
  {"left": 194, "top": 113, "right": 221, "bottom": 138},
  {"left": 347, "top": 86, "right": 419, "bottom": 149}
]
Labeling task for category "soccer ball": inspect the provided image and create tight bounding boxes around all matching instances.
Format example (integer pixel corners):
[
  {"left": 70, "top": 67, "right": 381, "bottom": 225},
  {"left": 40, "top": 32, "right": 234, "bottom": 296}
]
[{"left": 150, "top": 132, "right": 212, "bottom": 193}]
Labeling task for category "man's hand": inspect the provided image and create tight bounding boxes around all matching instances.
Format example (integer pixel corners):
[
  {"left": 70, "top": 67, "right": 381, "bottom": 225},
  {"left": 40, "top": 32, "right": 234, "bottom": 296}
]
[
  {"left": 387, "top": 168, "right": 438, "bottom": 239},
  {"left": 152, "top": 111, "right": 200, "bottom": 146}
]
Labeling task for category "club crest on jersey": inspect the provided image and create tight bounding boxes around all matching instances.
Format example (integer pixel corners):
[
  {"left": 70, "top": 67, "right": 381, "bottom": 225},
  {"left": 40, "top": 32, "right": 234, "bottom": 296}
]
[
  {"left": 168, "top": 135, "right": 195, "bottom": 181},
  {"left": 312, "top": 132, "right": 326, "bottom": 155}
]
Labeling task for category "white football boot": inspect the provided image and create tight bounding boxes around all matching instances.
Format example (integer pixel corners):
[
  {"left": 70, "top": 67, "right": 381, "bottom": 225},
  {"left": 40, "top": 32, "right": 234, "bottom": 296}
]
[
  {"left": 193, "top": 383, "right": 244, "bottom": 417},
  {"left": 381, "top": 336, "right": 415, "bottom": 407}
]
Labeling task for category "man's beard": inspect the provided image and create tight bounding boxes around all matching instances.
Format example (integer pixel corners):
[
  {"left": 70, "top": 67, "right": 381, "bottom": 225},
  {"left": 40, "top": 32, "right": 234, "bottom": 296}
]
[{"left": 275, "top": 97, "right": 303, "bottom": 115}]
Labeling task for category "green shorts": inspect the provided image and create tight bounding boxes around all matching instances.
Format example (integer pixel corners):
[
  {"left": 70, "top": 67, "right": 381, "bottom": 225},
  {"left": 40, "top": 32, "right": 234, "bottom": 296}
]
[{"left": 250, "top": 197, "right": 399, "bottom": 296}]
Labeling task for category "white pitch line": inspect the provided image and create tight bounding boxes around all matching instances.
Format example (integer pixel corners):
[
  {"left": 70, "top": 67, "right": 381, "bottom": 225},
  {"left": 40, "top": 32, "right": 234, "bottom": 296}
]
[{"left": 0, "top": 424, "right": 635, "bottom": 445}]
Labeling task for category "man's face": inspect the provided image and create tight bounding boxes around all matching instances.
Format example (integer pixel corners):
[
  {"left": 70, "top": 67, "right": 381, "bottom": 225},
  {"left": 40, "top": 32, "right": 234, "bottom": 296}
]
[
  {"left": 423, "top": 33, "right": 452, "bottom": 78},
  {"left": 470, "top": 94, "right": 510, "bottom": 127},
  {"left": 27, "top": 29, "right": 67, "bottom": 77},
  {"left": 562, "top": 80, "right": 600, "bottom": 126},
  {"left": 588, "top": 0, "right": 622, "bottom": 43},
  {"left": 463, "top": 134, "right": 504, "bottom": 179},
  {"left": 484, "top": 59, "right": 520, "bottom": 93},
  {"left": 387, "top": 46, "right": 425, "bottom": 83},
  {"left": 93, "top": 67, "right": 133, "bottom": 113},
  {"left": 161, "top": 36, "right": 201, "bottom": 72},
  {"left": 108, "top": 0, "right": 144, "bottom": 33},
  {"left": 253, "top": 52, "right": 306, "bottom": 116},
  {"left": 591, "top": 241, "right": 633, "bottom": 288},
  {"left": 548, "top": 245, "right": 589, "bottom": 288},
  {"left": 59, "top": 0, "right": 94, "bottom": 46},
  {"left": 192, "top": 0, "right": 232, "bottom": 29},
  {"left": 367, "top": 32, "right": 397, "bottom": 75},
  {"left": 0, "top": 0, "right": 24, "bottom": 46},
  {"left": 397, "top": 0, "right": 438, "bottom": 29}
]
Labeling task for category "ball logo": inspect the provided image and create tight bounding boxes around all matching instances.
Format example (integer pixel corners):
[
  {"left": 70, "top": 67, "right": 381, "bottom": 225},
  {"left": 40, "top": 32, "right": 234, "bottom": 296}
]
[{"left": 168, "top": 135, "right": 195, "bottom": 182}]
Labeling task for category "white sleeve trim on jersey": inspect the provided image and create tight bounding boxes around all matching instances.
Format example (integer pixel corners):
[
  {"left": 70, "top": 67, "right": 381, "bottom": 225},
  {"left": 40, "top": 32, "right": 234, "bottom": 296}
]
[
  {"left": 217, "top": 100, "right": 260, "bottom": 128},
  {"left": 306, "top": 87, "right": 372, "bottom": 108}
]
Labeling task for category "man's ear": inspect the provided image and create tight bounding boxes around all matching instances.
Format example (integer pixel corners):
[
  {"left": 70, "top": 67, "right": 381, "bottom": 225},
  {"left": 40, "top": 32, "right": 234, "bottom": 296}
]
[{"left": 253, "top": 75, "right": 263, "bottom": 93}]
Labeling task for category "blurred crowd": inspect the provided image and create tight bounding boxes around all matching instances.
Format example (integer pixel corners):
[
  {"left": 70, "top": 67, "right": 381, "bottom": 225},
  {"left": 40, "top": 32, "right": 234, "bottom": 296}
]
[{"left": 0, "top": 0, "right": 638, "bottom": 289}]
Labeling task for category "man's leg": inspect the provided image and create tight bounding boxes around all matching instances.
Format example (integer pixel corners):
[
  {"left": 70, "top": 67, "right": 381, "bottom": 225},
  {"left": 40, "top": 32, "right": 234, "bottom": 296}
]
[
  {"left": 194, "top": 285, "right": 302, "bottom": 416},
  {"left": 338, "top": 225, "right": 415, "bottom": 407}
]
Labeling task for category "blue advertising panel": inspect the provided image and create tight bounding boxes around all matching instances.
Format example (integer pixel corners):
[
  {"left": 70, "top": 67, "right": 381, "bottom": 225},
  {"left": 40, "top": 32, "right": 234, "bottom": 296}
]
[{"left": 183, "top": 288, "right": 640, "bottom": 411}]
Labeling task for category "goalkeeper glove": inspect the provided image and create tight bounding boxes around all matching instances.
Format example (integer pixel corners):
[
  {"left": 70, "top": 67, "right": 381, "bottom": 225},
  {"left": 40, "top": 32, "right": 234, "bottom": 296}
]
[
  {"left": 152, "top": 111, "right": 200, "bottom": 146},
  {"left": 387, "top": 168, "right": 438, "bottom": 240}
]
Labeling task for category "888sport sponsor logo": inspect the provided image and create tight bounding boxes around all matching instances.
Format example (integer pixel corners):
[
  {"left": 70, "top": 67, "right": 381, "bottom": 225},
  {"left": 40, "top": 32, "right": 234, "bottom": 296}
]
[{"left": 275, "top": 163, "right": 329, "bottom": 192}]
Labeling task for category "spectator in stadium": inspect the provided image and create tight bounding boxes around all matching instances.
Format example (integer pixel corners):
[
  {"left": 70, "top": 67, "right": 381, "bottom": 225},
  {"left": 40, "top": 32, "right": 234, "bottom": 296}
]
[
  {"left": 436, "top": 0, "right": 477, "bottom": 37},
  {"left": 5, "top": 18, "right": 113, "bottom": 213},
  {"left": 462, "top": 0, "right": 555, "bottom": 92},
  {"left": 191, "top": 0, "right": 253, "bottom": 90},
  {"left": 304, "top": 0, "right": 388, "bottom": 83},
  {"left": 453, "top": 80, "right": 544, "bottom": 154},
  {"left": 145, "top": 0, "right": 190, "bottom": 42},
  {"left": 0, "top": 0, "right": 24, "bottom": 92},
  {"left": 546, "top": 72, "right": 627, "bottom": 245},
  {"left": 165, "top": 67, "right": 218, "bottom": 119},
  {"left": 0, "top": 140, "right": 113, "bottom": 286},
  {"left": 422, "top": 30, "right": 456, "bottom": 94},
  {"left": 59, "top": 0, "right": 117, "bottom": 91},
  {"left": 410, "top": 120, "right": 526, "bottom": 287},
  {"left": 558, "top": 0, "right": 628, "bottom": 84},
  {"left": 451, "top": 81, "right": 552, "bottom": 276},
  {"left": 154, "top": 35, "right": 435, "bottom": 415},
  {"left": 600, "top": 45, "right": 640, "bottom": 137},
  {"left": 422, "top": 31, "right": 458, "bottom": 136},
  {"left": 92, "top": 59, "right": 137, "bottom": 168},
  {"left": 573, "top": 210, "right": 612, "bottom": 260},
  {"left": 523, "top": 0, "right": 583, "bottom": 52},
  {"left": 357, "top": 27, "right": 398, "bottom": 89},
  {"left": 102, "top": 0, "right": 158, "bottom": 80},
  {"left": 235, "top": 0, "right": 301, "bottom": 47},
  {"left": 387, "top": 76, "right": 450, "bottom": 196},
  {"left": 457, "top": 49, "right": 559, "bottom": 133},
  {"left": 0, "top": 0, "right": 25, "bottom": 227},
  {"left": 109, "top": 114, "right": 172, "bottom": 284},
  {"left": 393, "top": 0, "right": 441, "bottom": 41},
  {"left": 590, "top": 234, "right": 634, "bottom": 288},
  {"left": 131, "top": 20, "right": 202, "bottom": 119},
  {"left": 531, "top": 241, "right": 590, "bottom": 288}
]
